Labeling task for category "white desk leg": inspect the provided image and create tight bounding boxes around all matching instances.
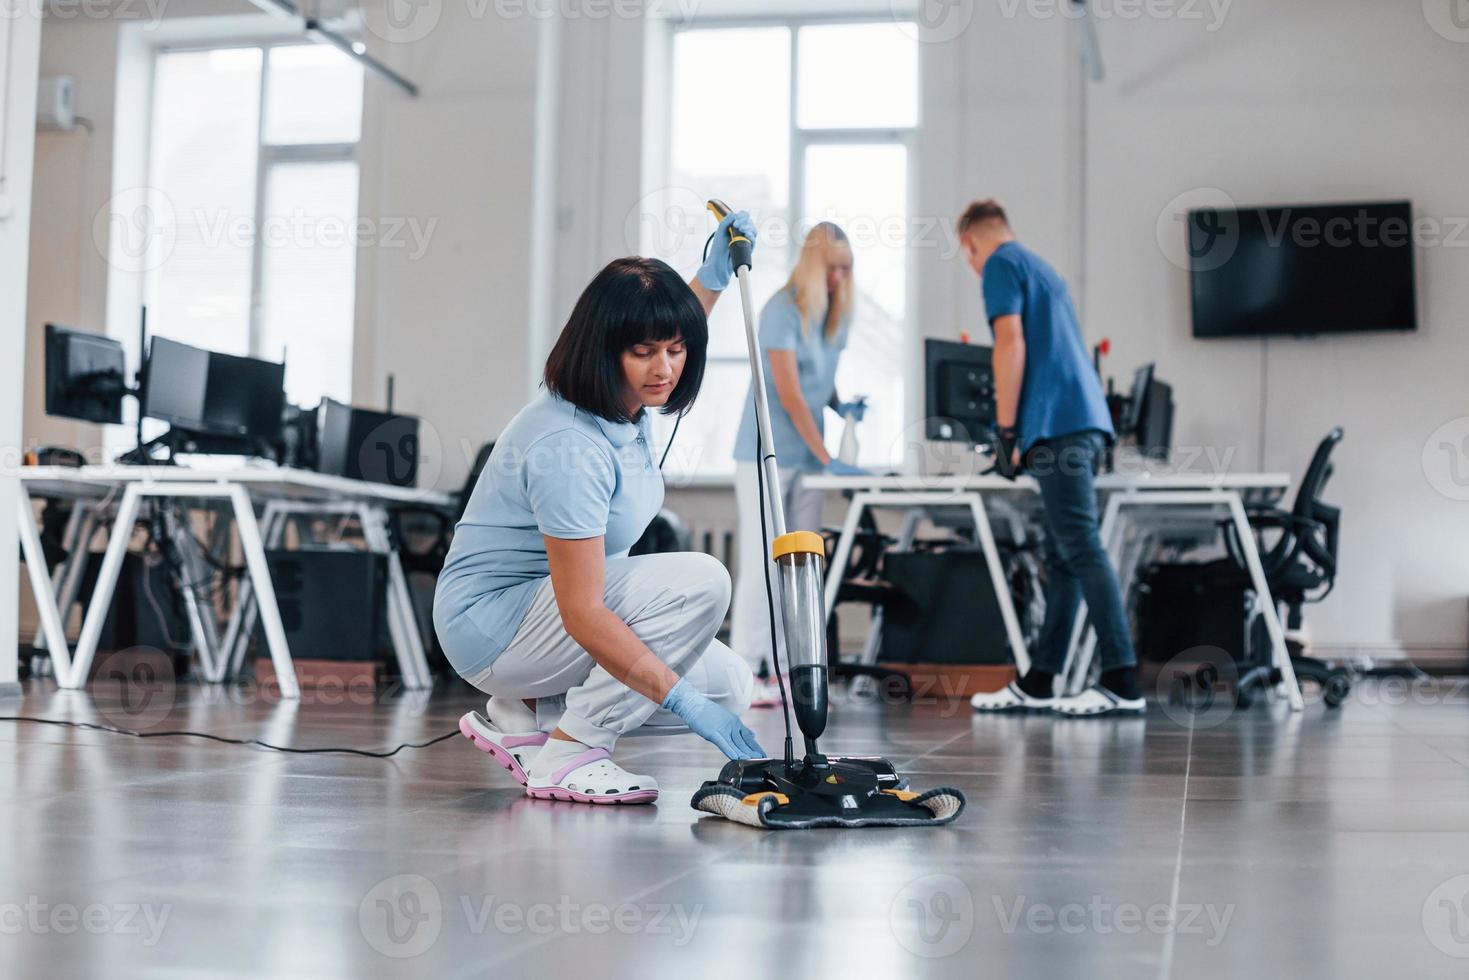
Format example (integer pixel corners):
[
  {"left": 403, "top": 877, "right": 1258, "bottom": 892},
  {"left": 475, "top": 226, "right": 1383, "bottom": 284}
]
[
  {"left": 222, "top": 503, "right": 287, "bottom": 679},
  {"left": 968, "top": 492, "right": 1030, "bottom": 675},
  {"left": 229, "top": 487, "right": 298, "bottom": 700},
  {"left": 823, "top": 493, "right": 866, "bottom": 625},
  {"left": 1227, "top": 494, "right": 1303, "bottom": 711},
  {"left": 52, "top": 505, "right": 100, "bottom": 649},
  {"left": 162, "top": 503, "right": 223, "bottom": 682},
  {"left": 68, "top": 486, "right": 145, "bottom": 690},
  {"left": 358, "top": 504, "right": 432, "bottom": 690},
  {"left": 17, "top": 496, "right": 76, "bottom": 684},
  {"left": 31, "top": 503, "right": 86, "bottom": 650}
]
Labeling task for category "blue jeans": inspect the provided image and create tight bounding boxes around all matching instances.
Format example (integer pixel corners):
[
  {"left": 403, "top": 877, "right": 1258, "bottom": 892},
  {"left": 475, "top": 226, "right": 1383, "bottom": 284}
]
[{"left": 1027, "top": 430, "right": 1137, "bottom": 674}]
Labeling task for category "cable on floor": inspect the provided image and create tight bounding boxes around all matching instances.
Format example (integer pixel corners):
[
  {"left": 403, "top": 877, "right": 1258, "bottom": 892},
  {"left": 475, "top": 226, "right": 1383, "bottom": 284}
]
[{"left": 0, "top": 715, "right": 459, "bottom": 758}]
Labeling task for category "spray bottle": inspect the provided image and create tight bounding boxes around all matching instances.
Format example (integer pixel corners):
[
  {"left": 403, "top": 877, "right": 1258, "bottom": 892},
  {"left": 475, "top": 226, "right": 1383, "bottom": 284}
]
[{"left": 837, "top": 397, "right": 866, "bottom": 466}]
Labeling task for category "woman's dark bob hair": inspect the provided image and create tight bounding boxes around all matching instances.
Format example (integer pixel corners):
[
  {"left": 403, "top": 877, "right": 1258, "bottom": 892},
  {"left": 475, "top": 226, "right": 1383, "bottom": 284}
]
[{"left": 543, "top": 256, "right": 708, "bottom": 424}]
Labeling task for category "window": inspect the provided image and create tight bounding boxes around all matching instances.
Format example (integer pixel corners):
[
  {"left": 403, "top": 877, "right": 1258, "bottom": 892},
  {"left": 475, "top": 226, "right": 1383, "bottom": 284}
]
[
  {"left": 653, "top": 19, "right": 918, "bottom": 479},
  {"left": 144, "top": 43, "right": 364, "bottom": 409}
]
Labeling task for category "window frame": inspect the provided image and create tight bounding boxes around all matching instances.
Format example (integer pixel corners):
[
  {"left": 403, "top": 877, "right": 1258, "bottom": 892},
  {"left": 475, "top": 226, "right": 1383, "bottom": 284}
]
[
  {"left": 666, "top": 15, "right": 918, "bottom": 478},
  {"left": 147, "top": 38, "right": 361, "bottom": 378}
]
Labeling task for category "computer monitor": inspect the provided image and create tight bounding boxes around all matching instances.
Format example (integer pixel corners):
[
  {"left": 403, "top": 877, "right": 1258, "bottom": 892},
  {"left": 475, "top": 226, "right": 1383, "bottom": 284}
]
[
  {"left": 924, "top": 339, "right": 996, "bottom": 445},
  {"left": 1120, "top": 362, "right": 1155, "bottom": 436},
  {"left": 315, "top": 398, "right": 420, "bottom": 487},
  {"left": 44, "top": 324, "right": 127, "bottom": 424},
  {"left": 1137, "top": 379, "right": 1173, "bottom": 460},
  {"left": 142, "top": 337, "right": 286, "bottom": 449}
]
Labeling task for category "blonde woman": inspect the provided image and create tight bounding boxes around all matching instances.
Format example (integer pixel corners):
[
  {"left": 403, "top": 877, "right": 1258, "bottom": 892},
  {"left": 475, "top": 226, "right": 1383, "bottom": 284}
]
[{"left": 730, "top": 222, "right": 865, "bottom": 707}]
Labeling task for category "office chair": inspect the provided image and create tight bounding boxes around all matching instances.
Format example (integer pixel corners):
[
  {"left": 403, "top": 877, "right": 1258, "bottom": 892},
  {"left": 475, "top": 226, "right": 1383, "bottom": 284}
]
[
  {"left": 1221, "top": 427, "right": 1350, "bottom": 708},
  {"left": 629, "top": 508, "right": 694, "bottom": 556},
  {"left": 392, "top": 441, "right": 495, "bottom": 576},
  {"left": 819, "top": 510, "right": 920, "bottom": 699}
]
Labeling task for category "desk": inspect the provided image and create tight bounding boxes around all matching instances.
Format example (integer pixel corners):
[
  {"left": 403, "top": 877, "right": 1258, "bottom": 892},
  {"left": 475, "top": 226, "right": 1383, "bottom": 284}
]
[
  {"left": 13, "top": 464, "right": 453, "bottom": 700},
  {"left": 803, "top": 469, "right": 1302, "bottom": 710}
]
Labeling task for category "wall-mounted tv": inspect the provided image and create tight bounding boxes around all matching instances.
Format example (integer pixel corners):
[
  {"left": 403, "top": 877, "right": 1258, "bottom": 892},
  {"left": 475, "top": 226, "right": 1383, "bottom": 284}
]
[{"left": 1188, "top": 200, "right": 1417, "bottom": 338}]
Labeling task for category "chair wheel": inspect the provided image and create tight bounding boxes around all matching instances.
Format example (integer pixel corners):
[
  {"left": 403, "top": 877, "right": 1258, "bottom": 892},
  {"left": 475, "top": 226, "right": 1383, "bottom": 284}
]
[
  {"left": 1323, "top": 673, "right": 1351, "bottom": 708},
  {"left": 1235, "top": 683, "right": 1254, "bottom": 709}
]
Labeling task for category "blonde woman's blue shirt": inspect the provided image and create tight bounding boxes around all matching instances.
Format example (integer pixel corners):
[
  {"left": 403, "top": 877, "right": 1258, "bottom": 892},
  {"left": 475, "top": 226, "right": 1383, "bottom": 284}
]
[
  {"left": 732, "top": 287, "right": 851, "bottom": 472},
  {"left": 433, "top": 391, "right": 664, "bottom": 677}
]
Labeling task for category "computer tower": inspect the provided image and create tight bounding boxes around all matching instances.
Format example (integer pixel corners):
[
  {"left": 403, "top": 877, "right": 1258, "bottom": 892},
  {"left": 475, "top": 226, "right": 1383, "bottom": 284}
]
[
  {"left": 77, "top": 552, "right": 192, "bottom": 656},
  {"left": 1135, "top": 561, "right": 1252, "bottom": 664},
  {"left": 256, "top": 548, "right": 388, "bottom": 662},
  {"left": 879, "top": 550, "right": 1016, "bottom": 665}
]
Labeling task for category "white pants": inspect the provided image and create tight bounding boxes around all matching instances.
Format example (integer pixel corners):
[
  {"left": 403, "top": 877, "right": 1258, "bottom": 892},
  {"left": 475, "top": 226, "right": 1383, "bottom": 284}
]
[
  {"left": 730, "top": 461, "right": 826, "bottom": 675},
  {"left": 462, "top": 552, "right": 754, "bottom": 752}
]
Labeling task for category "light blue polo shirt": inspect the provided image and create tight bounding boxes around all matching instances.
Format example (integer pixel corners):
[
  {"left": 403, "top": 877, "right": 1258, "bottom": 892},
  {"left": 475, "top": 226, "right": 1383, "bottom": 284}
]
[
  {"left": 732, "top": 287, "right": 851, "bottom": 472},
  {"left": 981, "top": 241, "right": 1114, "bottom": 453},
  {"left": 432, "top": 391, "right": 664, "bottom": 678}
]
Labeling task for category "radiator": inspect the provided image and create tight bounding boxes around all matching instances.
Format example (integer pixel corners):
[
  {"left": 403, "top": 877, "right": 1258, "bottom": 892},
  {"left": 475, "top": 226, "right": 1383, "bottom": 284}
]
[{"left": 686, "top": 515, "right": 739, "bottom": 573}]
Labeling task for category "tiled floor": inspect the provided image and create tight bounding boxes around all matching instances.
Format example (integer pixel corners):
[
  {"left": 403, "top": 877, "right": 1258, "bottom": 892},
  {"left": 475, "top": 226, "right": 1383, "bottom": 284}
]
[{"left": 3, "top": 673, "right": 1469, "bottom": 978}]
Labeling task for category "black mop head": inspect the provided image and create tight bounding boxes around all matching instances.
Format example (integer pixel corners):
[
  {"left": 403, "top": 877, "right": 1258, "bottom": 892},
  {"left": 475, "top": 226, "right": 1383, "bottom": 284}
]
[{"left": 690, "top": 756, "right": 967, "bottom": 830}]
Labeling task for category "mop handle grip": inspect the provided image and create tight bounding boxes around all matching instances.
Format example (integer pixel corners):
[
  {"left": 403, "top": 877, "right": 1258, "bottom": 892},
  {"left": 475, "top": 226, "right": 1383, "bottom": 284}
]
[{"left": 706, "top": 199, "right": 753, "bottom": 274}]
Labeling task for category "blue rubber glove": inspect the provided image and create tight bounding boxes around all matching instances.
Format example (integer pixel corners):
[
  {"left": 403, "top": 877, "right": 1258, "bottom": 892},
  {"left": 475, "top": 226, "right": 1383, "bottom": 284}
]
[
  {"left": 696, "top": 210, "right": 758, "bottom": 292},
  {"left": 827, "top": 459, "right": 870, "bottom": 477},
  {"left": 835, "top": 397, "right": 868, "bottom": 422},
  {"left": 662, "top": 677, "right": 765, "bottom": 760}
]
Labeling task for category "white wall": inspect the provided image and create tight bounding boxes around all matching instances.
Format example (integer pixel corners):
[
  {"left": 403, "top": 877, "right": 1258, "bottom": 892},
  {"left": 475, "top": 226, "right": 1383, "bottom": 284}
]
[
  {"left": 2, "top": 4, "right": 45, "bottom": 690},
  {"left": 1079, "top": 0, "right": 1469, "bottom": 659},
  {"left": 26, "top": 19, "right": 126, "bottom": 461},
  {"left": 351, "top": 3, "right": 546, "bottom": 492}
]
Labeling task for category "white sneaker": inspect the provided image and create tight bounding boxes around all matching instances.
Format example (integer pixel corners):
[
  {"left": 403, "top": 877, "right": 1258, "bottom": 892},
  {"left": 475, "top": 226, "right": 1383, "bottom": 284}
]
[
  {"left": 970, "top": 681, "right": 1055, "bottom": 713},
  {"left": 1053, "top": 685, "right": 1145, "bottom": 717}
]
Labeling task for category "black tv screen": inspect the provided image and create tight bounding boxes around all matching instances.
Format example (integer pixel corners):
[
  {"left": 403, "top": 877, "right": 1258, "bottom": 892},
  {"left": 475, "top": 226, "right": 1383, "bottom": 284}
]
[{"left": 1188, "top": 200, "right": 1416, "bottom": 338}]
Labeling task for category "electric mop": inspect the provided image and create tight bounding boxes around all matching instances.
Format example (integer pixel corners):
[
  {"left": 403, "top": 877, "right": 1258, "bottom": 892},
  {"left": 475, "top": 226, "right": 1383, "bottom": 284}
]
[{"left": 690, "top": 200, "right": 967, "bottom": 830}]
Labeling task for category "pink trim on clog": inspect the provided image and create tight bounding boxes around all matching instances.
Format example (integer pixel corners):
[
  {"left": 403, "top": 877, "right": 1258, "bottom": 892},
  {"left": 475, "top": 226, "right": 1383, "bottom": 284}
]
[
  {"left": 458, "top": 713, "right": 549, "bottom": 787},
  {"left": 548, "top": 747, "right": 610, "bottom": 785}
]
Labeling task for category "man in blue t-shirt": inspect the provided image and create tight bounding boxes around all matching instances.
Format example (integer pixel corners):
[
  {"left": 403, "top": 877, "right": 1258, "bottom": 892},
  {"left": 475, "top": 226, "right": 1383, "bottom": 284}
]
[{"left": 958, "top": 200, "right": 1143, "bottom": 717}]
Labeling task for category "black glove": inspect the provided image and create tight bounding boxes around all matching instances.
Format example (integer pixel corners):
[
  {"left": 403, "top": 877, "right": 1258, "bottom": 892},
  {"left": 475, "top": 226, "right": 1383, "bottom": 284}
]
[{"left": 994, "top": 426, "right": 1019, "bottom": 481}]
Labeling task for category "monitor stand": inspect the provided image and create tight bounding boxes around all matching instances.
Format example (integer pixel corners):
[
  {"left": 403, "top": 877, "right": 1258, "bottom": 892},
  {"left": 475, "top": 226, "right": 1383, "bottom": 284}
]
[{"left": 115, "top": 428, "right": 261, "bottom": 465}]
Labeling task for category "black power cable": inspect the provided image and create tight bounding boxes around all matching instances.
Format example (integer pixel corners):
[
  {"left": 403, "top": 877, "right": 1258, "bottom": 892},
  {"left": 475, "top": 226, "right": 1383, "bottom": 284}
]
[
  {"left": 0, "top": 714, "right": 457, "bottom": 758},
  {"left": 753, "top": 384, "right": 797, "bottom": 766}
]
